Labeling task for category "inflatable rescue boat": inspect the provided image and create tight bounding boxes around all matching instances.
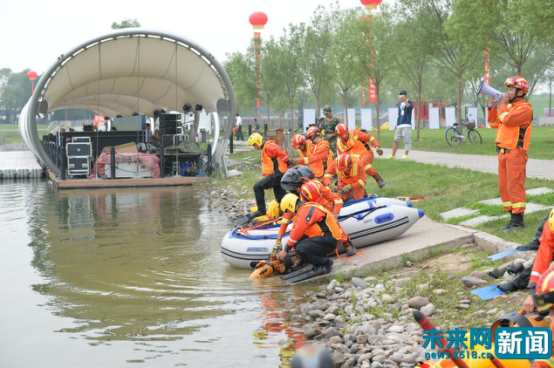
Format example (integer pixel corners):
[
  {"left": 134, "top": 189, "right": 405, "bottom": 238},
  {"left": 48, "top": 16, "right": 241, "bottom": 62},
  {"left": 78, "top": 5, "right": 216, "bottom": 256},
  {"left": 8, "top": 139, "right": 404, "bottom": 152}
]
[{"left": 221, "top": 196, "right": 424, "bottom": 269}]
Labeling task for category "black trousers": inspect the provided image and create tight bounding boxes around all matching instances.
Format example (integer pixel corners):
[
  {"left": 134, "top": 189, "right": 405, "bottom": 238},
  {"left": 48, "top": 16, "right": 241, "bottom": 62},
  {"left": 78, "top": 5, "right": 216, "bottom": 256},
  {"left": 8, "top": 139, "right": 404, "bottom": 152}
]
[
  {"left": 295, "top": 234, "right": 337, "bottom": 267},
  {"left": 253, "top": 173, "right": 286, "bottom": 213},
  {"left": 511, "top": 214, "right": 550, "bottom": 287},
  {"left": 235, "top": 126, "right": 244, "bottom": 140}
]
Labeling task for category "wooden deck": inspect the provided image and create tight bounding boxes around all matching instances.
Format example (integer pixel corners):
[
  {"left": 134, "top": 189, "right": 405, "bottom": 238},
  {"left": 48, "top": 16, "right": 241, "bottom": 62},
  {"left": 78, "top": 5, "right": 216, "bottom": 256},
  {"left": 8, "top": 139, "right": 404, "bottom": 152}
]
[{"left": 48, "top": 170, "right": 209, "bottom": 190}]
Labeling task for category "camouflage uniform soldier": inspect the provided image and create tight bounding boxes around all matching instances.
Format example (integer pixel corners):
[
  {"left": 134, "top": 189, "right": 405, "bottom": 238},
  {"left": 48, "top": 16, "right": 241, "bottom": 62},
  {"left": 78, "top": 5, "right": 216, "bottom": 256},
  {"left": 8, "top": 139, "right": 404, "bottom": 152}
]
[{"left": 321, "top": 105, "right": 340, "bottom": 155}]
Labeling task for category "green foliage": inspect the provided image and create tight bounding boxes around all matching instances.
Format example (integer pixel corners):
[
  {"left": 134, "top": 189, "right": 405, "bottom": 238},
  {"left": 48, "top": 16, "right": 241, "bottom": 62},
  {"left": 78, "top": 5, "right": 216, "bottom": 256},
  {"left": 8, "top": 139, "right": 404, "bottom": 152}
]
[
  {"left": 0, "top": 68, "right": 36, "bottom": 123},
  {"left": 334, "top": 271, "right": 344, "bottom": 284},
  {"left": 111, "top": 19, "right": 141, "bottom": 29}
]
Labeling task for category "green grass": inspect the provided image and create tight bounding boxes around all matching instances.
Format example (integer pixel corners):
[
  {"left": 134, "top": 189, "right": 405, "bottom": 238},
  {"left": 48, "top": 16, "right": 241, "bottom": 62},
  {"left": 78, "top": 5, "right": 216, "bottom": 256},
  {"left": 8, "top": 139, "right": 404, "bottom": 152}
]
[
  {"left": 209, "top": 148, "right": 553, "bottom": 244},
  {"left": 374, "top": 126, "right": 554, "bottom": 160},
  {"left": 476, "top": 209, "right": 551, "bottom": 245}
]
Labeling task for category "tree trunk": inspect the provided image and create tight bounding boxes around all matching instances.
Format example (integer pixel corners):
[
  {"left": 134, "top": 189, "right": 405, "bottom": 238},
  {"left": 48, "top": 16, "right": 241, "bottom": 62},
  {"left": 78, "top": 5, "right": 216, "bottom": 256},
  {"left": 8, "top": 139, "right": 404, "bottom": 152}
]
[
  {"left": 343, "top": 89, "right": 349, "bottom": 126},
  {"left": 417, "top": 80, "right": 422, "bottom": 141},
  {"left": 517, "top": 62, "right": 522, "bottom": 76},
  {"left": 290, "top": 99, "right": 294, "bottom": 130},
  {"left": 457, "top": 71, "right": 463, "bottom": 125},
  {"left": 375, "top": 84, "right": 380, "bottom": 141},
  {"left": 316, "top": 96, "right": 320, "bottom": 120},
  {"left": 267, "top": 95, "right": 270, "bottom": 130}
]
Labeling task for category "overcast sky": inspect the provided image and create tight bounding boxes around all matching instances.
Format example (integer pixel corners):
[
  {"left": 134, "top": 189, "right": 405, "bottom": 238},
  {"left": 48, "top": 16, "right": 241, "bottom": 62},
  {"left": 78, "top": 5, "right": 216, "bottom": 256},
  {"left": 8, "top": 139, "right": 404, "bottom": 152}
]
[{"left": 0, "top": 0, "right": 382, "bottom": 74}]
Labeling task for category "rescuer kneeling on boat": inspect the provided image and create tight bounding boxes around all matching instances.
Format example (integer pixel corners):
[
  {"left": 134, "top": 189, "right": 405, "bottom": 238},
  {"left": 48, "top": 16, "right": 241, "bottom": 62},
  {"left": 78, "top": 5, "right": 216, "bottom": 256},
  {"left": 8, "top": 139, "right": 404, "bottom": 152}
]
[
  {"left": 276, "top": 186, "right": 347, "bottom": 282},
  {"left": 247, "top": 133, "right": 293, "bottom": 220}
]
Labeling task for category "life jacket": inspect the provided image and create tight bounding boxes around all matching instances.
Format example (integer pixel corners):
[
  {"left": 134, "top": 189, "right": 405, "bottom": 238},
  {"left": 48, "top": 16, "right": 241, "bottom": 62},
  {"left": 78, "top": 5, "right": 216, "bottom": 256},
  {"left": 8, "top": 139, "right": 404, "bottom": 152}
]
[
  {"left": 336, "top": 155, "right": 363, "bottom": 185},
  {"left": 300, "top": 202, "right": 343, "bottom": 240},
  {"left": 337, "top": 131, "right": 371, "bottom": 156},
  {"left": 261, "top": 141, "right": 288, "bottom": 176},
  {"left": 495, "top": 102, "right": 533, "bottom": 151},
  {"left": 297, "top": 140, "right": 315, "bottom": 160},
  {"left": 300, "top": 140, "right": 331, "bottom": 178}
]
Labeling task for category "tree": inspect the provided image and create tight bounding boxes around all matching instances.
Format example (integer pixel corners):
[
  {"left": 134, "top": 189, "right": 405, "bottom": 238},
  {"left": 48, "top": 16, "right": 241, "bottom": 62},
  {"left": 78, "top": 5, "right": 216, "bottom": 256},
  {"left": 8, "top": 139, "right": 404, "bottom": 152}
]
[
  {"left": 223, "top": 52, "right": 256, "bottom": 115},
  {"left": 259, "top": 38, "right": 282, "bottom": 128},
  {"left": 398, "top": 0, "right": 479, "bottom": 125},
  {"left": 329, "top": 7, "right": 362, "bottom": 127},
  {"left": 390, "top": 5, "right": 433, "bottom": 139},
  {"left": 0, "top": 69, "right": 36, "bottom": 124},
  {"left": 275, "top": 24, "right": 304, "bottom": 129},
  {"left": 301, "top": 6, "right": 335, "bottom": 119},
  {"left": 111, "top": 19, "right": 141, "bottom": 30},
  {"left": 358, "top": 6, "right": 394, "bottom": 140}
]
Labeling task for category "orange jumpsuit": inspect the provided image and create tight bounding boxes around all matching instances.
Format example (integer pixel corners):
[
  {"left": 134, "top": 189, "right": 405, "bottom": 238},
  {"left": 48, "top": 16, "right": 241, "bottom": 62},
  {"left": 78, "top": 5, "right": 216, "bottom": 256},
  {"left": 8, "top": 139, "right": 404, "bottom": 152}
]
[
  {"left": 284, "top": 204, "right": 347, "bottom": 267},
  {"left": 336, "top": 130, "right": 380, "bottom": 178},
  {"left": 323, "top": 155, "right": 367, "bottom": 201},
  {"left": 277, "top": 179, "right": 343, "bottom": 239},
  {"left": 295, "top": 140, "right": 332, "bottom": 179},
  {"left": 527, "top": 223, "right": 554, "bottom": 368},
  {"left": 488, "top": 100, "right": 533, "bottom": 214}
]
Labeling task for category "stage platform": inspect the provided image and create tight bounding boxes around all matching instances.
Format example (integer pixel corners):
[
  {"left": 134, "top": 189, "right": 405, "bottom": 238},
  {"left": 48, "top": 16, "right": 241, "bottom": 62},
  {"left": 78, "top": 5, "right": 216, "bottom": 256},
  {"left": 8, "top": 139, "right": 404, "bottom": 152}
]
[{"left": 48, "top": 170, "right": 209, "bottom": 190}]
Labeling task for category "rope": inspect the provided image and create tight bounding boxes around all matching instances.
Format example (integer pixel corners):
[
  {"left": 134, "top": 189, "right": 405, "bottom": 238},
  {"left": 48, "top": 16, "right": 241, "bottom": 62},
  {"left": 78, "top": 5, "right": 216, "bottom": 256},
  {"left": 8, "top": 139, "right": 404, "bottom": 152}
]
[{"left": 335, "top": 247, "right": 363, "bottom": 261}]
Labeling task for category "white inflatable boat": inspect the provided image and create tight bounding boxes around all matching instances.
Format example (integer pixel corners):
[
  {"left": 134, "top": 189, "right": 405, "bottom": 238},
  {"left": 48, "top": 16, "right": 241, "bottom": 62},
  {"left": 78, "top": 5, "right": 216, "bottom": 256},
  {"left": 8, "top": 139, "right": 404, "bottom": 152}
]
[{"left": 221, "top": 196, "right": 424, "bottom": 269}]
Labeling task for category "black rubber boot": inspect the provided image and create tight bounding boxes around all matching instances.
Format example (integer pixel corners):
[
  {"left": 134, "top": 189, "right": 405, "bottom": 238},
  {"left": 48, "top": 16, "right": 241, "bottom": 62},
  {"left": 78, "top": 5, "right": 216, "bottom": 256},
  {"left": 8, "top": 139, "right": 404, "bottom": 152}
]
[
  {"left": 505, "top": 213, "right": 525, "bottom": 232},
  {"left": 488, "top": 268, "right": 507, "bottom": 279},
  {"left": 498, "top": 266, "right": 532, "bottom": 292},
  {"left": 501, "top": 212, "right": 514, "bottom": 230},
  {"left": 248, "top": 210, "right": 264, "bottom": 220},
  {"left": 373, "top": 173, "right": 386, "bottom": 189},
  {"left": 343, "top": 239, "right": 357, "bottom": 257}
]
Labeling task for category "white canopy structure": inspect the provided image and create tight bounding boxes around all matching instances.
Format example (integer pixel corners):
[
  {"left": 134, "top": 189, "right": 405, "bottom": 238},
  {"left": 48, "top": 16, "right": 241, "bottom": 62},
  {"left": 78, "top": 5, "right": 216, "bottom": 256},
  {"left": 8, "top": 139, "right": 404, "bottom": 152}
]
[{"left": 19, "top": 28, "right": 236, "bottom": 176}]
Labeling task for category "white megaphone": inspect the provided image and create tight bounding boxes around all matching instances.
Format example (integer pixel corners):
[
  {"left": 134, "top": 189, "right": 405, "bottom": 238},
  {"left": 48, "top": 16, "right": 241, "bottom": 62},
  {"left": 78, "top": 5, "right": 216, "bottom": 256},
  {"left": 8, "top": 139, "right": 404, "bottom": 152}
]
[{"left": 477, "top": 80, "right": 504, "bottom": 102}]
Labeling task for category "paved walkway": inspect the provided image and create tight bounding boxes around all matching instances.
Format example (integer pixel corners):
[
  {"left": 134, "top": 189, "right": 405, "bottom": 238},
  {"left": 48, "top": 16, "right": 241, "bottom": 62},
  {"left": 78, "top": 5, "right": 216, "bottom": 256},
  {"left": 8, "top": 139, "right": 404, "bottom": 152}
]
[
  {"left": 0, "top": 151, "right": 43, "bottom": 178},
  {"left": 377, "top": 149, "right": 554, "bottom": 181}
]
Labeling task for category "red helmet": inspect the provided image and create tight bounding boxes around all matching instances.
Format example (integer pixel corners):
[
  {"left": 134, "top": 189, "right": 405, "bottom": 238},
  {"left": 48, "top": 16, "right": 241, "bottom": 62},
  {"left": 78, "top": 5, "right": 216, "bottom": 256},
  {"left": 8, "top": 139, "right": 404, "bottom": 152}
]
[
  {"left": 335, "top": 124, "right": 348, "bottom": 136},
  {"left": 300, "top": 182, "right": 321, "bottom": 202},
  {"left": 292, "top": 134, "right": 306, "bottom": 149},
  {"left": 505, "top": 76, "right": 529, "bottom": 95},
  {"left": 306, "top": 126, "right": 321, "bottom": 139},
  {"left": 336, "top": 154, "right": 352, "bottom": 172},
  {"left": 533, "top": 265, "right": 554, "bottom": 311}
]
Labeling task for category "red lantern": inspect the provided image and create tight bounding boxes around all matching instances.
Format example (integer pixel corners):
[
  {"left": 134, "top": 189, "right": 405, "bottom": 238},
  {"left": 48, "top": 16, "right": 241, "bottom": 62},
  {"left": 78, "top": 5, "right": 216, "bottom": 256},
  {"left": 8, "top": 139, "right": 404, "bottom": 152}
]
[
  {"left": 27, "top": 70, "right": 37, "bottom": 81},
  {"left": 249, "top": 12, "right": 268, "bottom": 30},
  {"left": 360, "top": 0, "right": 382, "bottom": 10}
]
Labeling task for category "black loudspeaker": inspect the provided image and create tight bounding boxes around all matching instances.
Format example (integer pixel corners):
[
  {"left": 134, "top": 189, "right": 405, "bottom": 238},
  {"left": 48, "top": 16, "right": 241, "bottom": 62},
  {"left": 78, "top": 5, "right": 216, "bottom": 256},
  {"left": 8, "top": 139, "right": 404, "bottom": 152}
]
[
  {"left": 159, "top": 127, "right": 177, "bottom": 135},
  {"left": 83, "top": 125, "right": 94, "bottom": 132},
  {"left": 160, "top": 114, "right": 179, "bottom": 121},
  {"left": 159, "top": 120, "right": 177, "bottom": 129}
]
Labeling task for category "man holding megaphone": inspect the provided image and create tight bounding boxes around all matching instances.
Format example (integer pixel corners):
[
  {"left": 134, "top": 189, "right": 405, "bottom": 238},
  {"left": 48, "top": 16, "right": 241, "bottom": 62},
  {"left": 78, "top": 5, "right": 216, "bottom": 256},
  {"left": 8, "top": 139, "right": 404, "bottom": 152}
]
[{"left": 487, "top": 76, "right": 533, "bottom": 231}]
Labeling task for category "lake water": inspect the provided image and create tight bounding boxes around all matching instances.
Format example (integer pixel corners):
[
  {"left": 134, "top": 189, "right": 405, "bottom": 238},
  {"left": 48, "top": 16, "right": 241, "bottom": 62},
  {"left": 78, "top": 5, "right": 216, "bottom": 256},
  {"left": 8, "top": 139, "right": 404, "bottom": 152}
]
[{"left": 0, "top": 180, "right": 308, "bottom": 368}]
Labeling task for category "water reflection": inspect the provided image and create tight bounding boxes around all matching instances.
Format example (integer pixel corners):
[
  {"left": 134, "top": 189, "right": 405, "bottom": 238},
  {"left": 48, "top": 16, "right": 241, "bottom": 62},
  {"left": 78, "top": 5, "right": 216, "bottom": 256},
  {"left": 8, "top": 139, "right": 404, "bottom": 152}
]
[{"left": 0, "top": 182, "right": 309, "bottom": 367}]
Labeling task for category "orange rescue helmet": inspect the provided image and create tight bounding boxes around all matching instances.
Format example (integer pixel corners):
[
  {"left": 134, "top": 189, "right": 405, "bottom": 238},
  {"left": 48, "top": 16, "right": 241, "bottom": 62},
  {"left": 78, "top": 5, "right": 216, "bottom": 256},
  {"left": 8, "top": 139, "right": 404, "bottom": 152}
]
[
  {"left": 292, "top": 134, "right": 306, "bottom": 149},
  {"left": 306, "top": 126, "right": 321, "bottom": 139},
  {"left": 336, "top": 153, "right": 352, "bottom": 172},
  {"left": 300, "top": 182, "right": 322, "bottom": 203},
  {"left": 335, "top": 123, "right": 348, "bottom": 137},
  {"left": 505, "top": 76, "right": 529, "bottom": 95}
]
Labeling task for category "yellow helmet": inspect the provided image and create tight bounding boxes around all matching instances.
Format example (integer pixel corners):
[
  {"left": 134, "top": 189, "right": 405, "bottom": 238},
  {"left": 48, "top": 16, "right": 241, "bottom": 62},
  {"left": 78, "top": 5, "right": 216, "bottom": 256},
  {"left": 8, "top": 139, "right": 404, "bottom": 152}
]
[
  {"left": 549, "top": 208, "right": 554, "bottom": 233},
  {"left": 248, "top": 133, "right": 263, "bottom": 147},
  {"left": 280, "top": 194, "right": 299, "bottom": 213}
]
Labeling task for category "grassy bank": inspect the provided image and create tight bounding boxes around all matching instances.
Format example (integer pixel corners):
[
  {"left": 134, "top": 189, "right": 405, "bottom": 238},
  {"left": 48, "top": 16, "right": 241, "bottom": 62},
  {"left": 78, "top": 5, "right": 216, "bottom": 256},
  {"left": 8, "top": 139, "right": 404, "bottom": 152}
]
[
  {"left": 0, "top": 124, "right": 48, "bottom": 145},
  {"left": 210, "top": 147, "right": 553, "bottom": 244},
  {"left": 374, "top": 127, "right": 554, "bottom": 160}
]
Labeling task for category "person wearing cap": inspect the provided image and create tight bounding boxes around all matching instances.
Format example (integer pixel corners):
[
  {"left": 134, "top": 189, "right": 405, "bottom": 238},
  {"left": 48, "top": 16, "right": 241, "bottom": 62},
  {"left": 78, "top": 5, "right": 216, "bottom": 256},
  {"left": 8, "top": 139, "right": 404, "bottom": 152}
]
[
  {"left": 321, "top": 106, "right": 340, "bottom": 155},
  {"left": 387, "top": 90, "right": 413, "bottom": 160},
  {"left": 488, "top": 76, "right": 533, "bottom": 231}
]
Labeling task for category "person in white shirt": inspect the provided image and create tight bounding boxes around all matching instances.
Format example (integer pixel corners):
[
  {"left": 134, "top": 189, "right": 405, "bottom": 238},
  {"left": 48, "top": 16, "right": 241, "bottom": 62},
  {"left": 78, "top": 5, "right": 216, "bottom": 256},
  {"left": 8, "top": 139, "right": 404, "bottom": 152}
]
[{"left": 235, "top": 113, "right": 244, "bottom": 140}]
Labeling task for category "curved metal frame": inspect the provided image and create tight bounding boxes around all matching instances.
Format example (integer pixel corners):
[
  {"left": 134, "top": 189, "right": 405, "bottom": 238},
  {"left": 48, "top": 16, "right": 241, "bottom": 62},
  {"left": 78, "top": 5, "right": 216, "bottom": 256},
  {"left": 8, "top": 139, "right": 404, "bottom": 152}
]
[{"left": 19, "top": 28, "right": 235, "bottom": 176}]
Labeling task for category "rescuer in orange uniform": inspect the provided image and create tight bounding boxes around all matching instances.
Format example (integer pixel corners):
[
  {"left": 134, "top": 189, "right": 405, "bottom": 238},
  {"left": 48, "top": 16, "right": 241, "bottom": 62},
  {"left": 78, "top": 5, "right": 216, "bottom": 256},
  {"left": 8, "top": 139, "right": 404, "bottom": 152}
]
[
  {"left": 276, "top": 186, "right": 348, "bottom": 278},
  {"left": 323, "top": 153, "right": 367, "bottom": 202},
  {"left": 275, "top": 174, "right": 355, "bottom": 259},
  {"left": 488, "top": 76, "right": 533, "bottom": 231},
  {"left": 524, "top": 210, "right": 554, "bottom": 310},
  {"left": 528, "top": 245, "right": 554, "bottom": 368},
  {"left": 334, "top": 123, "right": 386, "bottom": 189},
  {"left": 291, "top": 127, "right": 333, "bottom": 179},
  {"left": 248, "top": 133, "right": 293, "bottom": 219}
]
